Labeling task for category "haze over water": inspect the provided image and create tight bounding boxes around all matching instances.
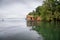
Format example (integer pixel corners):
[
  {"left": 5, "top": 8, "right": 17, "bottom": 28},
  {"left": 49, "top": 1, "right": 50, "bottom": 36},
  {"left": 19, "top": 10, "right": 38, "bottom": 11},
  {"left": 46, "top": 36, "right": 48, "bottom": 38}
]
[
  {"left": 0, "top": 0, "right": 60, "bottom": 40},
  {"left": 0, "top": 0, "right": 43, "bottom": 40},
  {"left": 0, "top": 18, "right": 43, "bottom": 40}
]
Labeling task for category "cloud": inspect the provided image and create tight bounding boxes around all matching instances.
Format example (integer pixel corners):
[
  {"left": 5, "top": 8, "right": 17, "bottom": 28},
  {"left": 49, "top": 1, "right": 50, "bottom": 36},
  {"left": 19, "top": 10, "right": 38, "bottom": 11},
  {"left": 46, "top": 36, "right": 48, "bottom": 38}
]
[{"left": 0, "top": 0, "right": 43, "bottom": 18}]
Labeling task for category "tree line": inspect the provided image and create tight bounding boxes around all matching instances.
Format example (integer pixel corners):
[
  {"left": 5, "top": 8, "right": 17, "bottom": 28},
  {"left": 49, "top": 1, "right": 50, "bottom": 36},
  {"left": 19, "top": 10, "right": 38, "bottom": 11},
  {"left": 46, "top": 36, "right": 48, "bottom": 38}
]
[{"left": 28, "top": 0, "right": 60, "bottom": 21}]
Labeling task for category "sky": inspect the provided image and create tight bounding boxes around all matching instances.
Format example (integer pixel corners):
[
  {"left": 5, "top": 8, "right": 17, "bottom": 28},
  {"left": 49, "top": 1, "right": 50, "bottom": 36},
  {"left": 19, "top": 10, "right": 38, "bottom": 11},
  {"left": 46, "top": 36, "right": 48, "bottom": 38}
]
[{"left": 0, "top": 0, "right": 43, "bottom": 18}]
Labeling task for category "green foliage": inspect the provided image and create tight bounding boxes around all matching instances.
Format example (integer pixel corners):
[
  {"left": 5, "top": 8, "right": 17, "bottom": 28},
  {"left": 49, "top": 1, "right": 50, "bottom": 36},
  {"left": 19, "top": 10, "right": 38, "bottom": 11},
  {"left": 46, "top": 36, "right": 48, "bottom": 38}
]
[{"left": 28, "top": 0, "right": 60, "bottom": 21}]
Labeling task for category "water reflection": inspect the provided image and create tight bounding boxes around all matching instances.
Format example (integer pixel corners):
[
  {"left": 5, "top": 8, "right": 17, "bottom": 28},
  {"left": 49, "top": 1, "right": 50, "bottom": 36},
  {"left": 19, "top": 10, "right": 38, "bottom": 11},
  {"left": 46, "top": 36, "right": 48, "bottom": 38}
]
[
  {"left": 26, "top": 21, "right": 60, "bottom": 40},
  {"left": 0, "top": 19, "right": 43, "bottom": 40}
]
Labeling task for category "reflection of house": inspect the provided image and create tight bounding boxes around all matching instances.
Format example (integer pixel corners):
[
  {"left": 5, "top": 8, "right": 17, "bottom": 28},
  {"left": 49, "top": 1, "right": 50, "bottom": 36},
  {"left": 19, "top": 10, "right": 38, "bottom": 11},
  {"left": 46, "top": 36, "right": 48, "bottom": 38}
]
[
  {"left": 26, "top": 21, "right": 35, "bottom": 26},
  {"left": 26, "top": 21, "right": 40, "bottom": 27},
  {"left": 26, "top": 21, "right": 41, "bottom": 31}
]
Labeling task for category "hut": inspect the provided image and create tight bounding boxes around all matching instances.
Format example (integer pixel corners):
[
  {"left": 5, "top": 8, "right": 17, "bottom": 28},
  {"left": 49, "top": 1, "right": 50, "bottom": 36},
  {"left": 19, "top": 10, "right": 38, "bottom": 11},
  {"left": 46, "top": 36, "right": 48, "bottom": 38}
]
[{"left": 26, "top": 15, "right": 35, "bottom": 21}]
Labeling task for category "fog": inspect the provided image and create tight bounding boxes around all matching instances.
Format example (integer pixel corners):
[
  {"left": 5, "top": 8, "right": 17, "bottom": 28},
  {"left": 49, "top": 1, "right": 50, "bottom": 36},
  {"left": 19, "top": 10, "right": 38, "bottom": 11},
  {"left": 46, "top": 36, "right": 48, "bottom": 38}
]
[{"left": 0, "top": 0, "right": 43, "bottom": 18}]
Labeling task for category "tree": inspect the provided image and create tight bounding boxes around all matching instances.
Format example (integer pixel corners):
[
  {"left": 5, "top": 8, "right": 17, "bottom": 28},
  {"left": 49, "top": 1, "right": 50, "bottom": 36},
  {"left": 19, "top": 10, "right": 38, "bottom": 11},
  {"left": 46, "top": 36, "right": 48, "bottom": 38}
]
[{"left": 28, "top": 0, "right": 60, "bottom": 21}]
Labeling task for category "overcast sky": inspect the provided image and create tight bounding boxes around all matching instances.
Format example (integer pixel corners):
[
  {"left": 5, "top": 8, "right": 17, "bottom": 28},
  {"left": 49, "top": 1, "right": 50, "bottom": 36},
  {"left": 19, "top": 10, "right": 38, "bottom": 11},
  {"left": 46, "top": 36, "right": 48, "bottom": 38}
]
[{"left": 0, "top": 0, "right": 43, "bottom": 18}]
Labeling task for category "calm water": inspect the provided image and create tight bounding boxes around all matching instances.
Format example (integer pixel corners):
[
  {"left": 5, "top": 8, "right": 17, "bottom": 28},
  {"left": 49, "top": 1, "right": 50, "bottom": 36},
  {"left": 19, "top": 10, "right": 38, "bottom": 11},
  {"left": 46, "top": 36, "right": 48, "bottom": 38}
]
[
  {"left": 26, "top": 21, "right": 60, "bottom": 40},
  {"left": 0, "top": 18, "right": 60, "bottom": 40},
  {"left": 0, "top": 18, "right": 43, "bottom": 40}
]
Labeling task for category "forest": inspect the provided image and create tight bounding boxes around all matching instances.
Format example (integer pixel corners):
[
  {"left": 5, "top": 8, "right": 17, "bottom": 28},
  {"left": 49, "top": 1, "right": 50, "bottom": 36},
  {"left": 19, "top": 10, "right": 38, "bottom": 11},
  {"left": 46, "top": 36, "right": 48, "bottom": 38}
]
[{"left": 28, "top": 0, "right": 60, "bottom": 21}]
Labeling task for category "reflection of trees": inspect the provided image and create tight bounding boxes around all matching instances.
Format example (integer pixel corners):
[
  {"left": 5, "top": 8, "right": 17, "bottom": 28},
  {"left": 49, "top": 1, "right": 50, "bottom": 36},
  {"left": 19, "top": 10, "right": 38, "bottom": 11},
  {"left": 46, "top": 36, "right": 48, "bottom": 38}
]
[
  {"left": 26, "top": 21, "right": 35, "bottom": 27},
  {"left": 26, "top": 21, "right": 60, "bottom": 40},
  {"left": 26, "top": 21, "right": 41, "bottom": 27}
]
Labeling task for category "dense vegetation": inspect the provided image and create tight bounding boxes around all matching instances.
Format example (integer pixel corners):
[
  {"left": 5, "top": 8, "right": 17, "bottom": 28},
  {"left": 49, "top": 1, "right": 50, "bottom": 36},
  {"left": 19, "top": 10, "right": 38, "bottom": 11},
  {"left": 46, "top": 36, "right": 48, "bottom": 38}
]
[{"left": 28, "top": 0, "right": 60, "bottom": 21}]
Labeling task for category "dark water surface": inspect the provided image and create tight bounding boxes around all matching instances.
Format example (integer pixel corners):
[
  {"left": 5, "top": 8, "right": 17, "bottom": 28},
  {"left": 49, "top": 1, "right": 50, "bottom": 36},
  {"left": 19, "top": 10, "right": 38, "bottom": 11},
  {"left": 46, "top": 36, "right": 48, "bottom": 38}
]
[
  {"left": 26, "top": 21, "right": 60, "bottom": 40},
  {"left": 0, "top": 18, "right": 43, "bottom": 40}
]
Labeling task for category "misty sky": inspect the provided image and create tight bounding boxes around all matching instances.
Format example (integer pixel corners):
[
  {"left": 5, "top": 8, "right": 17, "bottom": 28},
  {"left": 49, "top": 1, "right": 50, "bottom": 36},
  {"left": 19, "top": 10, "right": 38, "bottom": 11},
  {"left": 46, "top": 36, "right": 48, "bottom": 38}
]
[{"left": 0, "top": 0, "right": 43, "bottom": 18}]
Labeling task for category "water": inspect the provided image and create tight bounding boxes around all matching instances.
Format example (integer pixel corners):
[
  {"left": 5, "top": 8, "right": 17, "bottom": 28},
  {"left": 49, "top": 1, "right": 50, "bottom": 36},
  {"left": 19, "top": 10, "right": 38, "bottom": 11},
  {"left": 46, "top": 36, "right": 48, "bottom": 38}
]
[
  {"left": 0, "top": 18, "right": 60, "bottom": 40},
  {"left": 0, "top": 18, "right": 43, "bottom": 40},
  {"left": 26, "top": 21, "right": 60, "bottom": 40}
]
